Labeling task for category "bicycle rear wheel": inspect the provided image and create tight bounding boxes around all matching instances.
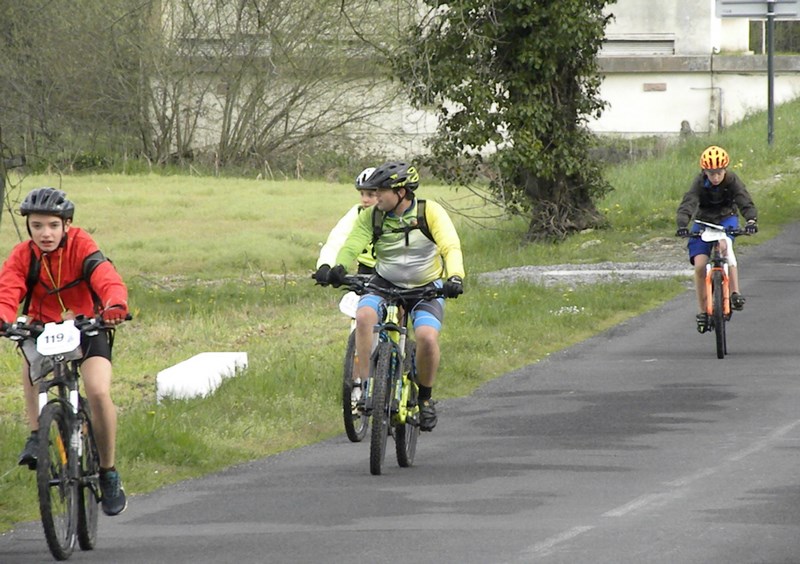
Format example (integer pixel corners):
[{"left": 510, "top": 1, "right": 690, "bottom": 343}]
[
  {"left": 77, "top": 403, "right": 100, "bottom": 551},
  {"left": 37, "top": 402, "right": 77, "bottom": 560},
  {"left": 342, "top": 331, "right": 368, "bottom": 442},
  {"left": 395, "top": 341, "right": 419, "bottom": 468},
  {"left": 712, "top": 271, "right": 726, "bottom": 359},
  {"left": 369, "top": 342, "right": 395, "bottom": 475}
]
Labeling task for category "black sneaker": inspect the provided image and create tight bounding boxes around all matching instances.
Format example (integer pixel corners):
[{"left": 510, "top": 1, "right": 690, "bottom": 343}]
[
  {"left": 100, "top": 470, "right": 128, "bottom": 516},
  {"left": 731, "top": 292, "right": 745, "bottom": 311},
  {"left": 696, "top": 313, "right": 709, "bottom": 334},
  {"left": 419, "top": 399, "right": 438, "bottom": 432},
  {"left": 18, "top": 433, "right": 38, "bottom": 470}
]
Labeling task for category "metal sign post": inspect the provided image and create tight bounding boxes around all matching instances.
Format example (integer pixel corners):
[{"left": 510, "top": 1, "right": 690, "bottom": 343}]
[
  {"left": 768, "top": 0, "right": 775, "bottom": 145},
  {"left": 716, "top": 0, "right": 800, "bottom": 145}
]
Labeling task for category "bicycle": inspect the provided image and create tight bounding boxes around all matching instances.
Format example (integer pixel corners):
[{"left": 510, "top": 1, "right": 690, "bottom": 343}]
[
  {"left": 681, "top": 220, "right": 751, "bottom": 359},
  {"left": 2, "top": 314, "right": 130, "bottom": 561},
  {"left": 339, "top": 275, "right": 445, "bottom": 476}
]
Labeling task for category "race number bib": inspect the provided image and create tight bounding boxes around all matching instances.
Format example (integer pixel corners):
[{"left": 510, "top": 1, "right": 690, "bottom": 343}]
[
  {"left": 338, "top": 292, "right": 360, "bottom": 319},
  {"left": 36, "top": 320, "right": 81, "bottom": 356}
]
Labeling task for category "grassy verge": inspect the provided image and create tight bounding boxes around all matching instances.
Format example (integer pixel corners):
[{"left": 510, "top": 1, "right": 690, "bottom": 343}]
[{"left": 2, "top": 99, "right": 800, "bottom": 531}]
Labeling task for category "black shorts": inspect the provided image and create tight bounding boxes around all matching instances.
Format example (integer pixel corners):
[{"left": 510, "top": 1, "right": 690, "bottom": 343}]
[{"left": 81, "top": 330, "right": 114, "bottom": 362}]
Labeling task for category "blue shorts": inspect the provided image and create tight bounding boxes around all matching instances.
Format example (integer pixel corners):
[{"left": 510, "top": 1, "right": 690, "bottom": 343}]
[
  {"left": 687, "top": 216, "right": 739, "bottom": 264},
  {"left": 358, "top": 277, "right": 445, "bottom": 331}
]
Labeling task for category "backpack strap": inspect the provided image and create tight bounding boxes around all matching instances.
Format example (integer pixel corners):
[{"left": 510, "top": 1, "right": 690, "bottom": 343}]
[
  {"left": 370, "top": 199, "right": 435, "bottom": 256},
  {"left": 416, "top": 200, "right": 435, "bottom": 244},
  {"left": 82, "top": 250, "right": 108, "bottom": 309}
]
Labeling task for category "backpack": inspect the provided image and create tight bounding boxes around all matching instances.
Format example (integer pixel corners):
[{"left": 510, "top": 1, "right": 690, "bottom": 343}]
[
  {"left": 370, "top": 199, "right": 435, "bottom": 253},
  {"left": 22, "top": 243, "right": 109, "bottom": 315}
]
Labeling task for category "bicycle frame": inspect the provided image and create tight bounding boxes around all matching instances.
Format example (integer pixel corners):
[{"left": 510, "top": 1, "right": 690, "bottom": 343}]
[
  {"left": 694, "top": 220, "right": 741, "bottom": 319},
  {"left": 368, "top": 299, "right": 416, "bottom": 427},
  {"left": 703, "top": 239, "right": 731, "bottom": 319}
]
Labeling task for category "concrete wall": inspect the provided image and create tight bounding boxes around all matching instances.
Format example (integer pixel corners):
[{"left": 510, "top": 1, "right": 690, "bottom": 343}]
[{"left": 590, "top": 55, "right": 800, "bottom": 136}]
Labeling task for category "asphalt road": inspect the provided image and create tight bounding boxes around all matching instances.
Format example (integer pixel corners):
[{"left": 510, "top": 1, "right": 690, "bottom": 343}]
[{"left": 3, "top": 224, "right": 800, "bottom": 563}]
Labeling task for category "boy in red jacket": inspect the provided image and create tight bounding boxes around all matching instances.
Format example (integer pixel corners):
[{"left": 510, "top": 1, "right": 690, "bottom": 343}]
[{"left": 0, "top": 187, "right": 129, "bottom": 516}]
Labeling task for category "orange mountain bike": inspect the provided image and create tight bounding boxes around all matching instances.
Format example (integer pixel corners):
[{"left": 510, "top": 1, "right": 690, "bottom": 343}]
[{"left": 685, "top": 220, "right": 751, "bottom": 359}]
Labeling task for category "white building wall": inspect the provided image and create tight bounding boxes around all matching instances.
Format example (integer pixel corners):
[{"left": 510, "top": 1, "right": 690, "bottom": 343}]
[
  {"left": 591, "top": 0, "right": 800, "bottom": 137},
  {"left": 590, "top": 73, "right": 717, "bottom": 135}
]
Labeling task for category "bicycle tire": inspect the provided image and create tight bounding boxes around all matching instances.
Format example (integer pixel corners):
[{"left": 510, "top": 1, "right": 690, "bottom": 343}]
[
  {"left": 37, "top": 402, "right": 77, "bottom": 561},
  {"left": 369, "top": 342, "right": 394, "bottom": 476},
  {"left": 342, "top": 331, "right": 368, "bottom": 442},
  {"left": 77, "top": 402, "right": 100, "bottom": 551},
  {"left": 395, "top": 341, "right": 419, "bottom": 468},
  {"left": 712, "top": 271, "right": 726, "bottom": 359}
]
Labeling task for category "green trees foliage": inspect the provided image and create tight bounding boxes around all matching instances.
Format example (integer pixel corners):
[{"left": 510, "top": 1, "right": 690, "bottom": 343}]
[{"left": 393, "top": 0, "right": 616, "bottom": 239}]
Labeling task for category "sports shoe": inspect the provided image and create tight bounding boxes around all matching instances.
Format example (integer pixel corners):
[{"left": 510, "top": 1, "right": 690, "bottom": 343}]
[
  {"left": 696, "top": 313, "right": 709, "bottom": 334},
  {"left": 99, "top": 470, "right": 128, "bottom": 516},
  {"left": 350, "top": 379, "right": 364, "bottom": 414},
  {"left": 419, "top": 399, "right": 438, "bottom": 432},
  {"left": 18, "top": 433, "right": 38, "bottom": 470},
  {"left": 731, "top": 292, "right": 745, "bottom": 311}
]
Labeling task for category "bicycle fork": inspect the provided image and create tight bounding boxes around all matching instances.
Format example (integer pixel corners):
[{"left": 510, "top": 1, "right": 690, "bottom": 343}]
[{"left": 704, "top": 263, "right": 731, "bottom": 318}]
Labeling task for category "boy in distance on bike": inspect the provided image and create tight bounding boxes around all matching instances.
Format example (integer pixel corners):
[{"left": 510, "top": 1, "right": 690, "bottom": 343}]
[
  {"left": 0, "top": 187, "right": 130, "bottom": 516},
  {"left": 675, "top": 146, "right": 758, "bottom": 333},
  {"left": 315, "top": 167, "right": 379, "bottom": 279},
  {"left": 315, "top": 161, "right": 465, "bottom": 431}
]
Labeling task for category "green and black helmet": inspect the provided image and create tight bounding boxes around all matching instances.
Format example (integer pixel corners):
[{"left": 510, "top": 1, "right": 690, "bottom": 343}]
[{"left": 361, "top": 162, "right": 420, "bottom": 195}]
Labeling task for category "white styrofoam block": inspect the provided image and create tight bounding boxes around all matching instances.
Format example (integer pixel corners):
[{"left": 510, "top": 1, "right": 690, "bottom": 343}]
[{"left": 156, "top": 352, "right": 248, "bottom": 403}]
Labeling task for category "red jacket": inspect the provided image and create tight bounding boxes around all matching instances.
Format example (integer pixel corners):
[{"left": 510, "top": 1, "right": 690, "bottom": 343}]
[{"left": 0, "top": 228, "right": 127, "bottom": 324}]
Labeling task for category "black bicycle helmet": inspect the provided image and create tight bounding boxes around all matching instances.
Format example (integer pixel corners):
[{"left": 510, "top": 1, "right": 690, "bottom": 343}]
[
  {"left": 20, "top": 187, "right": 75, "bottom": 220},
  {"left": 361, "top": 161, "right": 420, "bottom": 193}
]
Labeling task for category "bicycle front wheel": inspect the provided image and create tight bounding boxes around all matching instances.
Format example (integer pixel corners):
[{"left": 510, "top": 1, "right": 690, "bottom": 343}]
[
  {"left": 712, "top": 271, "right": 726, "bottom": 359},
  {"left": 77, "top": 402, "right": 100, "bottom": 551},
  {"left": 37, "top": 402, "right": 77, "bottom": 560},
  {"left": 395, "top": 341, "right": 419, "bottom": 468},
  {"left": 369, "top": 342, "right": 395, "bottom": 475},
  {"left": 342, "top": 331, "right": 368, "bottom": 443}
]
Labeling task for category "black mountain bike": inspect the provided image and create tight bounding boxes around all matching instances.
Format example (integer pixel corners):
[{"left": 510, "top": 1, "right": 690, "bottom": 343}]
[
  {"left": 340, "top": 276, "right": 445, "bottom": 475},
  {"left": 3, "top": 314, "right": 129, "bottom": 560}
]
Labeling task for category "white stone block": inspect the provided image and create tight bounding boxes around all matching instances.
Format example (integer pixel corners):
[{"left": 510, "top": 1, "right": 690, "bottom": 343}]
[{"left": 156, "top": 352, "right": 248, "bottom": 403}]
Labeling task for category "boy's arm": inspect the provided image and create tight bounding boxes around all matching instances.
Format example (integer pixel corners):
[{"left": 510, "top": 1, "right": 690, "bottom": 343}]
[
  {"left": 676, "top": 182, "right": 700, "bottom": 228},
  {"left": 76, "top": 234, "right": 128, "bottom": 313},
  {"left": 732, "top": 182, "right": 757, "bottom": 222},
  {"left": 317, "top": 205, "right": 360, "bottom": 268},
  {"left": 334, "top": 207, "right": 373, "bottom": 270},
  {"left": 0, "top": 246, "right": 29, "bottom": 322}
]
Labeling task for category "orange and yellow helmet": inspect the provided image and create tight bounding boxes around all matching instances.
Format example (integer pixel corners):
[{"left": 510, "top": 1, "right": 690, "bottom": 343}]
[{"left": 700, "top": 146, "right": 730, "bottom": 170}]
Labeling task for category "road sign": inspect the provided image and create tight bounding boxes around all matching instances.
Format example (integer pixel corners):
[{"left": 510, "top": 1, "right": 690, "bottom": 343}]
[{"left": 716, "top": 0, "right": 799, "bottom": 18}]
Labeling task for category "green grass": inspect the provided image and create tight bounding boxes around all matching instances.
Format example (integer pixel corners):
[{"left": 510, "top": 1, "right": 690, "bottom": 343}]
[{"left": 3, "top": 98, "right": 800, "bottom": 531}]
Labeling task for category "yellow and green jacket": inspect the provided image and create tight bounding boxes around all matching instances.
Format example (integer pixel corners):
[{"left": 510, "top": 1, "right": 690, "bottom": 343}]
[{"left": 336, "top": 198, "right": 465, "bottom": 288}]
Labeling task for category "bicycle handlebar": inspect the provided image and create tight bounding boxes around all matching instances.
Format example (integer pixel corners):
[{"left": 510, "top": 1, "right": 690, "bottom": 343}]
[
  {"left": 340, "top": 274, "right": 446, "bottom": 301},
  {"left": 1, "top": 313, "right": 133, "bottom": 341},
  {"left": 681, "top": 229, "right": 747, "bottom": 239}
]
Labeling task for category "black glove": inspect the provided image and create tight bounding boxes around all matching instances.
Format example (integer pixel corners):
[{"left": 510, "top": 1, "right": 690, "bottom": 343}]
[
  {"left": 313, "top": 264, "right": 331, "bottom": 286},
  {"left": 328, "top": 265, "right": 347, "bottom": 288},
  {"left": 745, "top": 219, "right": 758, "bottom": 234},
  {"left": 443, "top": 276, "right": 464, "bottom": 298},
  {"left": 675, "top": 227, "right": 689, "bottom": 238}
]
